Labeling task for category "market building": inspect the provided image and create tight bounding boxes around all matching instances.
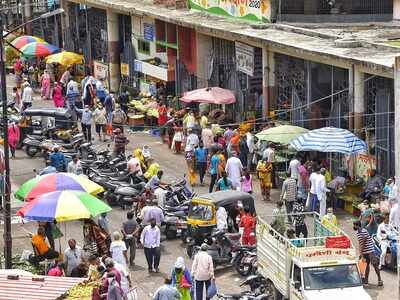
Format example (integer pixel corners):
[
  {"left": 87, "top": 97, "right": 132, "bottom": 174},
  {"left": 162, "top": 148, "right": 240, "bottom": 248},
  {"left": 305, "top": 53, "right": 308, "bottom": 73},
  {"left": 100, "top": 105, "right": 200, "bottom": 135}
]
[{"left": 58, "top": 0, "right": 400, "bottom": 178}]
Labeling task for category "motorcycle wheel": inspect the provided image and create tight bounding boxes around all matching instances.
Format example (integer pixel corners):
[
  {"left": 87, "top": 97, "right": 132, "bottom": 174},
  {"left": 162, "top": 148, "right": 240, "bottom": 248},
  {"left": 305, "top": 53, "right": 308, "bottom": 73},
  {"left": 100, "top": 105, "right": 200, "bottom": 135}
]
[
  {"left": 26, "top": 146, "right": 38, "bottom": 157},
  {"left": 165, "top": 227, "right": 177, "bottom": 240},
  {"left": 235, "top": 260, "right": 252, "bottom": 277}
]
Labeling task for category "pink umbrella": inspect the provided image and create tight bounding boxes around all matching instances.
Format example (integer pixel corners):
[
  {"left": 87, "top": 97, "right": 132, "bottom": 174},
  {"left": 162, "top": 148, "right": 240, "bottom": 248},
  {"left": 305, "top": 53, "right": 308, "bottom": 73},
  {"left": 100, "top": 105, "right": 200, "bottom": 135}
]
[{"left": 180, "top": 87, "right": 236, "bottom": 104}]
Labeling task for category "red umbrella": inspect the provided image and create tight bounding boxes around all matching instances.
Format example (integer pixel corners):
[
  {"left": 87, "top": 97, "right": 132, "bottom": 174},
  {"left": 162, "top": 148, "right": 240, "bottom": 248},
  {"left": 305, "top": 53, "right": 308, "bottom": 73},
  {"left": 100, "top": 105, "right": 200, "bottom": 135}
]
[{"left": 180, "top": 87, "right": 236, "bottom": 104}]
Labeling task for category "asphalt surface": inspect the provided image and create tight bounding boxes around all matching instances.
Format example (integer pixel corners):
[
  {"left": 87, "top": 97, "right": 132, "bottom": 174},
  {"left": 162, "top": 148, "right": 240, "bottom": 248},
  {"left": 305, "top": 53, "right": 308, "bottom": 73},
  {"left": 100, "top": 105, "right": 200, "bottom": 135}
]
[{"left": 0, "top": 83, "right": 397, "bottom": 299}]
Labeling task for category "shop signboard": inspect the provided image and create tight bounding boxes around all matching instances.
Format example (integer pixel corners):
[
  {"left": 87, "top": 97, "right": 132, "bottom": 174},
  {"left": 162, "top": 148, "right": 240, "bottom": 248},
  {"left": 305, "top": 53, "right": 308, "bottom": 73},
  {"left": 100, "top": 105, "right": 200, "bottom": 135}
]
[
  {"left": 143, "top": 23, "right": 154, "bottom": 41},
  {"left": 235, "top": 41, "right": 254, "bottom": 76},
  {"left": 93, "top": 60, "right": 109, "bottom": 89},
  {"left": 188, "top": 0, "right": 272, "bottom": 22}
]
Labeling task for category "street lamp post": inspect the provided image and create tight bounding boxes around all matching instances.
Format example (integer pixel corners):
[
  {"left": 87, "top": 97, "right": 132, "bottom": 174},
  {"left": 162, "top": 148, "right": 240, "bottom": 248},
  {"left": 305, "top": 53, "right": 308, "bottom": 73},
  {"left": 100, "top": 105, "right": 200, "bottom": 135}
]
[{"left": 0, "top": 7, "right": 64, "bottom": 269}]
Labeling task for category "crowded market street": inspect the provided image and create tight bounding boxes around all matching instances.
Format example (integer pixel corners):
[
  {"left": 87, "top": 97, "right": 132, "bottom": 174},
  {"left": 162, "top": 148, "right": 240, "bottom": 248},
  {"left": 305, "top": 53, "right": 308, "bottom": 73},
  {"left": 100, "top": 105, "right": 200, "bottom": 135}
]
[{"left": 0, "top": 93, "right": 396, "bottom": 299}]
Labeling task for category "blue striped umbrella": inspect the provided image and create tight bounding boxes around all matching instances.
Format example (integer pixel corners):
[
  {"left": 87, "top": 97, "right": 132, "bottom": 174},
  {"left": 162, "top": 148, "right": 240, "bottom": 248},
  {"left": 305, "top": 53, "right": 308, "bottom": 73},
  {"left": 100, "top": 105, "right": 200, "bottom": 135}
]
[{"left": 290, "top": 127, "right": 367, "bottom": 154}]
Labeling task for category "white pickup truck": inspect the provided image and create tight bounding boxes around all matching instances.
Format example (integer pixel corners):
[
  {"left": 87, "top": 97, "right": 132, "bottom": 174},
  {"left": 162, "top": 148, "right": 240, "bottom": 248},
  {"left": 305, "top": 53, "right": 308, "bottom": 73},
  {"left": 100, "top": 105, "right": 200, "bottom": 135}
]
[{"left": 256, "top": 213, "right": 371, "bottom": 300}]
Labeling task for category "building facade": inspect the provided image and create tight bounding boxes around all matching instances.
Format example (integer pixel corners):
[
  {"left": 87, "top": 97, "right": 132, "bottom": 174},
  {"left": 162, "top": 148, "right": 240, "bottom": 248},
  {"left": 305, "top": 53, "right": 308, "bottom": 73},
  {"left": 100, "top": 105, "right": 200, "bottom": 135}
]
[{"left": 59, "top": 0, "right": 400, "bottom": 178}]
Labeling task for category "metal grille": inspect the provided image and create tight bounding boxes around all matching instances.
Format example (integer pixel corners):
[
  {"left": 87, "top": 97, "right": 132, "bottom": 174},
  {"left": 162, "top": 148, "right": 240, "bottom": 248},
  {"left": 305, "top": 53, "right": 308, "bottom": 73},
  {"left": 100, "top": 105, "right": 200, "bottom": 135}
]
[
  {"left": 365, "top": 75, "right": 394, "bottom": 177},
  {"left": 88, "top": 7, "right": 108, "bottom": 62},
  {"left": 351, "top": 0, "right": 393, "bottom": 14},
  {"left": 281, "top": 0, "right": 304, "bottom": 14},
  {"left": 119, "top": 14, "right": 137, "bottom": 90},
  {"left": 275, "top": 53, "right": 307, "bottom": 125}
]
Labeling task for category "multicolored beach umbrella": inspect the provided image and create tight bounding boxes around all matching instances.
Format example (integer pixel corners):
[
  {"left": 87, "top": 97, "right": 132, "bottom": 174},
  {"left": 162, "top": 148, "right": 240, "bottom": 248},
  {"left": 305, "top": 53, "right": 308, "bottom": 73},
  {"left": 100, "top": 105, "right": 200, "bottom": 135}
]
[
  {"left": 15, "top": 173, "right": 104, "bottom": 201},
  {"left": 20, "top": 41, "right": 60, "bottom": 58},
  {"left": 11, "top": 35, "right": 45, "bottom": 49},
  {"left": 17, "top": 191, "right": 111, "bottom": 222}
]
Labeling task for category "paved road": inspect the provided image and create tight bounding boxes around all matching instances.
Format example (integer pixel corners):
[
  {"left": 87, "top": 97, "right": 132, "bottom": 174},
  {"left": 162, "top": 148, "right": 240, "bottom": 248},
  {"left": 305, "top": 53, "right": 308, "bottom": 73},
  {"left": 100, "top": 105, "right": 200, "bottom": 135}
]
[{"left": 0, "top": 86, "right": 397, "bottom": 299}]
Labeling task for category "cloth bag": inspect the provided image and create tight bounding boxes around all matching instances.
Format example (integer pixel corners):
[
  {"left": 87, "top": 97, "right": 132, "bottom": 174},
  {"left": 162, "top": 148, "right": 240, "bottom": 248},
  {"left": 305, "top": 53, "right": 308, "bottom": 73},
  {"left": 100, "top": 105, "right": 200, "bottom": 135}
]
[
  {"left": 358, "top": 258, "right": 367, "bottom": 277},
  {"left": 207, "top": 280, "right": 217, "bottom": 298}
]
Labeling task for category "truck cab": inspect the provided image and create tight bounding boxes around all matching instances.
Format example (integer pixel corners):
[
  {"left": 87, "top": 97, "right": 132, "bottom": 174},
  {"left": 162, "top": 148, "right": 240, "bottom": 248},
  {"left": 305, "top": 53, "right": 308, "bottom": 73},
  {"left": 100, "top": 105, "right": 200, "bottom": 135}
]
[{"left": 257, "top": 212, "right": 371, "bottom": 300}]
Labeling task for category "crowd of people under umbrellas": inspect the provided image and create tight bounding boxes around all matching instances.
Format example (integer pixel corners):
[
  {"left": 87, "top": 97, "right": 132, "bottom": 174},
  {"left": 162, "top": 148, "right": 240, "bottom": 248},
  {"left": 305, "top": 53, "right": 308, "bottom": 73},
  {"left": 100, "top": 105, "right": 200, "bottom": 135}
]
[{"left": 9, "top": 58, "right": 399, "bottom": 298}]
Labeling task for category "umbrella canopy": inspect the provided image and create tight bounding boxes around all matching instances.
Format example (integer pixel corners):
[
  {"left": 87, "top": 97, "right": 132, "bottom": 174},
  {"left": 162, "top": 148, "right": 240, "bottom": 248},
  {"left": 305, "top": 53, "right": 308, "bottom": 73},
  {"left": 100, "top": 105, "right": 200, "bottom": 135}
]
[
  {"left": 20, "top": 42, "right": 60, "bottom": 58},
  {"left": 2, "top": 31, "right": 17, "bottom": 42},
  {"left": 290, "top": 127, "right": 367, "bottom": 155},
  {"left": 15, "top": 173, "right": 104, "bottom": 201},
  {"left": 256, "top": 125, "right": 309, "bottom": 145},
  {"left": 181, "top": 87, "right": 236, "bottom": 104},
  {"left": 11, "top": 35, "right": 44, "bottom": 49},
  {"left": 45, "top": 51, "right": 84, "bottom": 66},
  {"left": 17, "top": 191, "right": 111, "bottom": 222}
]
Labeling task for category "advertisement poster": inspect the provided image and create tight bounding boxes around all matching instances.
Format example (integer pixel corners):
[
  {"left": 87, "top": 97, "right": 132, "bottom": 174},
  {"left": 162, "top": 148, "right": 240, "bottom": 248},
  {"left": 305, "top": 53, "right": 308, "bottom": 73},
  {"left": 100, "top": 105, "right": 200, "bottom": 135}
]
[
  {"left": 93, "top": 61, "right": 109, "bottom": 89},
  {"left": 189, "top": 0, "right": 272, "bottom": 22},
  {"left": 120, "top": 63, "right": 130, "bottom": 76},
  {"left": 235, "top": 41, "right": 254, "bottom": 76}
]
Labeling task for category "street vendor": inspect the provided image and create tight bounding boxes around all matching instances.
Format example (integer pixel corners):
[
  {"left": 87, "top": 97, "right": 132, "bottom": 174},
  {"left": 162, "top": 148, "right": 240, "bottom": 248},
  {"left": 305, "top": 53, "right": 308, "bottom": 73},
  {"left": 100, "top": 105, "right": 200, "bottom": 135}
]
[
  {"left": 31, "top": 227, "right": 59, "bottom": 261},
  {"left": 361, "top": 169, "right": 384, "bottom": 201}
]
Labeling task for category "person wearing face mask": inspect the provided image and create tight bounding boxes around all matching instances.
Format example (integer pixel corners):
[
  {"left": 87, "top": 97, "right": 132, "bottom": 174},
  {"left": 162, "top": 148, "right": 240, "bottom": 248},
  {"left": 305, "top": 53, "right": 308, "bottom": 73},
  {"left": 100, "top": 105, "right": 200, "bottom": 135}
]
[
  {"left": 321, "top": 207, "right": 338, "bottom": 233},
  {"left": 171, "top": 257, "right": 192, "bottom": 300},
  {"left": 140, "top": 218, "right": 161, "bottom": 273},
  {"left": 76, "top": 105, "right": 93, "bottom": 141}
]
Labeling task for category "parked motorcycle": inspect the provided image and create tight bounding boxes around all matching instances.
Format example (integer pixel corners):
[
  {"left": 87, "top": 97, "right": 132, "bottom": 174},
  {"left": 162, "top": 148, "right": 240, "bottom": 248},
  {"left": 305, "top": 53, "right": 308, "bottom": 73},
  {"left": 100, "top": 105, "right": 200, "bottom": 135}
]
[
  {"left": 373, "top": 232, "right": 398, "bottom": 270},
  {"left": 217, "top": 274, "right": 267, "bottom": 300},
  {"left": 190, "top": 230, "right": 241, "bottom": 266},
  {"left": 232, "top": 246, "right": 257, "bottom": 276}
]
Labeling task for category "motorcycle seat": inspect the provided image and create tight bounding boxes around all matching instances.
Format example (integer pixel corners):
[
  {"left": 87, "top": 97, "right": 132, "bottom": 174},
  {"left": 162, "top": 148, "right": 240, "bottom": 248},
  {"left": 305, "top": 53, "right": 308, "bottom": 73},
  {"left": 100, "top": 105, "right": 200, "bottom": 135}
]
[
  {"left": 166, "top": 211, "right": 186, "bottom": 217},
  {"left": 115, "top": 186, "right": 140, "bottom": 196}
]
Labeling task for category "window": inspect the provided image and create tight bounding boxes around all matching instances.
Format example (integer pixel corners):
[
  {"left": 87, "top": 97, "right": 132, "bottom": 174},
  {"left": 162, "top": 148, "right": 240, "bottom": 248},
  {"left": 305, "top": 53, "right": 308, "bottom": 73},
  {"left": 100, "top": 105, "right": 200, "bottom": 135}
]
[
  {"left": 189, "top": 204, "right": 213, "bottom": 221},
  {"left": 292, "top": 264, "right": 302, "bottom": 289},
  {"left": 138, "top": 39, "right": 150, "bottom": 55}
]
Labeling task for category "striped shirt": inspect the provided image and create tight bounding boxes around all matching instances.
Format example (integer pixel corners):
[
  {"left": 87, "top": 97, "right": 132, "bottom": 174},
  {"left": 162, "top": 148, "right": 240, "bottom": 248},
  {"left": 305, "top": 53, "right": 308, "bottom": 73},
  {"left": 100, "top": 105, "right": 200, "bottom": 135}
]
[
  {"left": 281, "top": 178, "right": 297, "bottom": 202},
  {"left": 356, "top": 228, "right": 375, "bottom": 254}
]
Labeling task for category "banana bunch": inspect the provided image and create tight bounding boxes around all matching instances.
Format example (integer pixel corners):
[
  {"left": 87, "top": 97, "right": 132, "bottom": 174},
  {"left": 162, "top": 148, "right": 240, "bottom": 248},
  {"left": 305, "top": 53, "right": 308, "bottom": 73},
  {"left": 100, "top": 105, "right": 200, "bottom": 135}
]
[{"left": 67, "top": 281, "right": 100, "bottom": 299}]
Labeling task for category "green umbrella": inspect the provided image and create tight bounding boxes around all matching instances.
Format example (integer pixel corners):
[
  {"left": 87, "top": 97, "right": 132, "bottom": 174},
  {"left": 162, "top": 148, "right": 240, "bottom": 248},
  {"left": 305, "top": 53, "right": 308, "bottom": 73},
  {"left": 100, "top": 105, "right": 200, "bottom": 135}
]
[{"left": 256, "top": 125, "right": 309, "bottom": 145}]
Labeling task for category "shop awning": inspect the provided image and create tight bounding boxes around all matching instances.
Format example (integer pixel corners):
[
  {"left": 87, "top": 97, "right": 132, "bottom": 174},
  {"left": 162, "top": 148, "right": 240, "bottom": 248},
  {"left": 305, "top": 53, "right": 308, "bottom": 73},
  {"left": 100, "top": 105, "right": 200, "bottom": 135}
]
[
  {"left": 0, "top": 271, "right": 85, "bottom": 300},
  {"left": 290, "top": 127, "right": 367, "bottom": 154},
  {"left": 181, "top": 87, "right": 236, "bottom": 104}
]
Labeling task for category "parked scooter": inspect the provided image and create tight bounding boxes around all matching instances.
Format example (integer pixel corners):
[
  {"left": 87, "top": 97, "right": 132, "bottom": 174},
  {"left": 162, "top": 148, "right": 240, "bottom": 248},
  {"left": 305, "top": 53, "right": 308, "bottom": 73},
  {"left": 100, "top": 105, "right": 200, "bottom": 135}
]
[
  {"left": 232, "top": 246, "right": 257, "bottom": 276},
  {"left": 191, "top": 230, "right": 241, "bottom": 266},
  {"left": 217, "top": 274, "right": 268, "bottom": 299},
  {"left": 373, "top": 232, "right": 398, "bottom": 270}
]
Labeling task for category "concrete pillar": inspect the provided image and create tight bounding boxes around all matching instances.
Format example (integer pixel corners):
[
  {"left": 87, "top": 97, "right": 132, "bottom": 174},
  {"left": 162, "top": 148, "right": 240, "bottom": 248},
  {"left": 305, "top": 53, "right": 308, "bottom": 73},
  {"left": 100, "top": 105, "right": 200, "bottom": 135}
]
[
  {"left": 195, "top": 32, "right": 212, "bottom": 89},
  {"left": 348, "top": 66, "right": 354, "bottom": 131},
  {"left": 266, "top": 50, "right": 276, "bottom": 116},
  {"left": 394, "top": 0, "right": 400, "bottom": 20},
  {"left": 394, "top": 57, "right": 400, "bottom": 206},
  {"left": 262, "top": 47, "right": 269, "bottom": 118},
  {"left": 353, "top": 69, "right": 365, "bottom": 136},
  {"left": 24, "top": 0, "right": 33, "bottom": 35},
  {"left": 60, "top": 0, "right": 70, "bottom": 47},
  {"left": 107, "top": 9, "right": 121, "bottom": 93}
]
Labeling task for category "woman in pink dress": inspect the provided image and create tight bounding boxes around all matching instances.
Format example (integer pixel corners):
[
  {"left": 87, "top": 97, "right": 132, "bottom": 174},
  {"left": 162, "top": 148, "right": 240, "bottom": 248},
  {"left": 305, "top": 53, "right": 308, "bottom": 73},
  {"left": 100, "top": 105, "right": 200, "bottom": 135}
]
[
  {"left": 40, "top": 70, "right": 51, "bottom": 100},
  {"left": 52, "top": 82, "right": 64, "bottom": 108},
  {"left": 8, "top": 122, "right": 20, "bottom": 158}
]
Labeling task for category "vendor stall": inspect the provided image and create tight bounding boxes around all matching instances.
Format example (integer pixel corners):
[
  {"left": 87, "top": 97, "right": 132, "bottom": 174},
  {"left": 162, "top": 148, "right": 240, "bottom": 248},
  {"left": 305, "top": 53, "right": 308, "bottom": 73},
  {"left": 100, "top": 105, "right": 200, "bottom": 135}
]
[{"left": 290, "top": 127, "right": 368, "bottom": 214}]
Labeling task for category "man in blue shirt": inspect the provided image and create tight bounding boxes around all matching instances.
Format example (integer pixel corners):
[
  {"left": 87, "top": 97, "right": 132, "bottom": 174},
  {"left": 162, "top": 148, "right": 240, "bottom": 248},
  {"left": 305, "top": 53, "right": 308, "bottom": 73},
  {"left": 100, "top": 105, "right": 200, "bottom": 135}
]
[
  {"left": 194, "top": 142, "right": 208, "bottom": 186},
  {"left": 208, "top": 150, "right": 220, "bottom": 193},
  {"left": 49, "top": 147, "right": 66, "bottom": 172}
]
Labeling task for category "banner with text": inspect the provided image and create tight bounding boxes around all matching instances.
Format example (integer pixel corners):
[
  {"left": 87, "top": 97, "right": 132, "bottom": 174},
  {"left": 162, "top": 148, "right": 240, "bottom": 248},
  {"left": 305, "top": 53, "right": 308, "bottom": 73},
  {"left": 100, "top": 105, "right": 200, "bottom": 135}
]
[{"left": 189, "top": 0, "right": 272, "bottom": 22}]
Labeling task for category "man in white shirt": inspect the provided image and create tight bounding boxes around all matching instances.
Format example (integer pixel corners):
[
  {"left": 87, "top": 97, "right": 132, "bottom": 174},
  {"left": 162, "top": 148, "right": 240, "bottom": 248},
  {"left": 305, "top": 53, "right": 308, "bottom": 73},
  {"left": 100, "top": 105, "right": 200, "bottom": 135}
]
[
  {"left": 140, "top": 200, "right": 165, "bottom": 226},
  {"left": 246, "top": 132, "right": 255, "bottom": 171},
  {"left": 185, "top": 129, "right": 199, "bottom": 152},
  {"left": 67, "top": 155, "right": 83, "bottom": 175},
  {"left": 140, "top": 218, "right": 161, "bottom": 273},
  {"left": 201, "top": 125, "right": 213, "bottom": 150},
  {"left": 216, "top": 206, "right": 228, "bottom": 231},
  {"left": 192, "top": 243, "right": 214, "bottom": 300},
  {"left": 225, "top": 151, "right": 243, "bottom": 190},
  {"left": 21, "top": 82, "right": 33, "bottom": 110},
  {"left": 389, "top": 202, "right": 400, "bottom": 230},
  {"left": 316, "top": 168, "right": 329, "bottom": 217},
  {"left": 262, "top": 143, "right": 275, "bottom": 162},
  {"left": 64, "top": 239, "right": 83, "bottom": 276},
  {"left": 377, "top": 214, "right": 392, "bottom": 269},
  {"left": 288, "top": 156, "right": 300, "bottom": 180},
  {"left": 309, "top": 168, "right": 319, "bottom": 212}
]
